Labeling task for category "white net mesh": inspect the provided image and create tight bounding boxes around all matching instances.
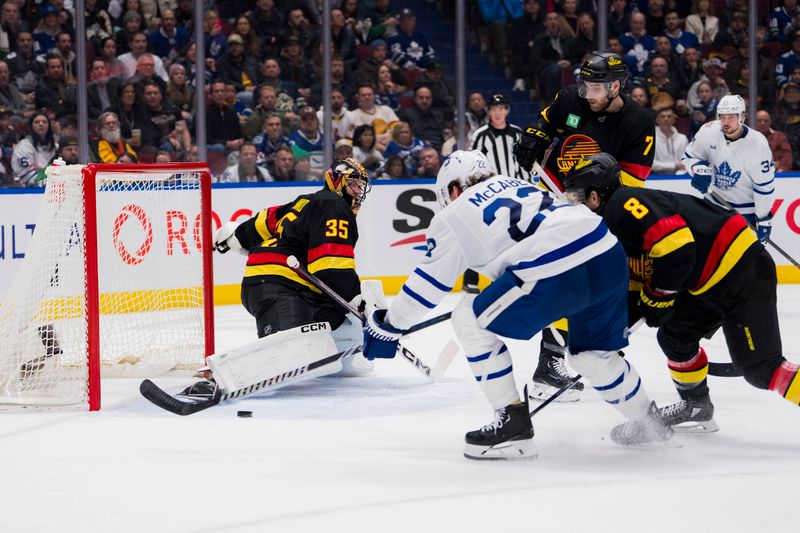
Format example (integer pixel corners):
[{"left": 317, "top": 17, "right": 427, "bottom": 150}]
[{"left": 0, "top": 164, "right": 211, "bottom": 408}]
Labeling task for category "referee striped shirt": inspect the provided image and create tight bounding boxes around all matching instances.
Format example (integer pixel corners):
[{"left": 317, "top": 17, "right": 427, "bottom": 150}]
[{"left": 469, "top": 123, "right": 532, "bottom": 182}]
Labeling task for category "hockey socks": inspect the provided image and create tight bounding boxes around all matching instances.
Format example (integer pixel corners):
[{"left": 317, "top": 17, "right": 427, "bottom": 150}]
[
  {"left": 466, "top": 342, "right": 519, "bottom": 409},
  {"left": 668, "top": 347, "right": 709, "bottom": 399},
  {"left": 769, "top": 361, "right": 800, "bottom": 405}
]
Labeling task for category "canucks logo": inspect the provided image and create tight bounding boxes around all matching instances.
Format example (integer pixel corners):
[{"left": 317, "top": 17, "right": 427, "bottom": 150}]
[{"left": 713, "top": 161, "right": 741, "bottom": 190}]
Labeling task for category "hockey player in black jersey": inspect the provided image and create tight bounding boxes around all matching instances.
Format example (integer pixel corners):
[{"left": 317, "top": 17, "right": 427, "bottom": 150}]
[
  {"left": 181, "top": 159, "right": 374, "bottom": 398},
  {"left": 563, "top": 153, "right": 800, "bottom": 432},
  {"left": 512, "top": 51, "right": 656, "bottom": 402}
]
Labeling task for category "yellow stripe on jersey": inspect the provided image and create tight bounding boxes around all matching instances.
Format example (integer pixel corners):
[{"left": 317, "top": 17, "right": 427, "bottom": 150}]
[
  {"left": 784, "top": 375, "right": 800, "bottom": 405},
  {"left": 670, "top": 366, "right": 708, "bottom": 385},
  {"left": 308, "top": 256, "right": 356, "bottom": 274},
  {"left": 690, "top": 229, "right": 757, "bottom": 295},
  {"left": 254, "top": 209, "right": 273, "bottom": 242},
  {"left": 243, "top": 264, "right": 321, "bottom": 293},
  {"left": 620, "top": 170, "right": 646, "bottom": 187},
  {"left": 650, "top": 227, "right": 695, "bottom": 258}
]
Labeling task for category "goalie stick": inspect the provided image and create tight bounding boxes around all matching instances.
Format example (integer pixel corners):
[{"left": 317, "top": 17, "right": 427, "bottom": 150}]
[{"left": 286, "top": 255, "right": 456, "bottom": 381}]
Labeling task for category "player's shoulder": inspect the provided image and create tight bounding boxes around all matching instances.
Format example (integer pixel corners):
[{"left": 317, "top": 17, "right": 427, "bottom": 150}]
[
  {"left": 742, "top": 125, "right": 771, "bottom": 147},
  {"left": 309, "top": 189, "right": 354, "bottom": 216},
  {"left": 620, "top": 97, "right": 656, "bottom": 126}
]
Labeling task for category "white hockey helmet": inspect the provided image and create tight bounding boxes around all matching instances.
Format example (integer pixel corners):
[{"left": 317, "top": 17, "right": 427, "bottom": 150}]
[
  {"left": 717, "top": 94, "right": 746, "bottom": 126},
  {"left": 435, "top": 150, "right": 493, "bottom": 209}
]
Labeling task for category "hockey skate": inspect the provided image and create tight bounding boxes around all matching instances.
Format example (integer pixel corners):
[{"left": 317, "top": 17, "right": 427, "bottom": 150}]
[
  {"left": 464, "top": 397, "right": 537, "bottom": 460},
  {"left": 529, "top": 353, "right": 584, "bottom": 403},
  {"left": 659, "top": 395, "right": 719, "bottom": 433},
  {"left": 610, "top": 401, "right": 674, "bottom": 446}
]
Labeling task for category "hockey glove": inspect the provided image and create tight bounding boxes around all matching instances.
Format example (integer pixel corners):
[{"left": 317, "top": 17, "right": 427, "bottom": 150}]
[
  {"left": 755, "top": 213, "right": 772, "bottom": 243},
  {"left": 513, "top": 125, "right": 552, "bottom": 172},
  {"left": 638, "top": 285, "right": 676, "bottom": 328},
  {"left": 214, "top": 221, "right": 247, "bottom": 255},
  {"left": 363, "top": 309, "right": 404, "bottom": 360},
  {"left": 690, "top": 162, "right": 712, "bottom": 194}
]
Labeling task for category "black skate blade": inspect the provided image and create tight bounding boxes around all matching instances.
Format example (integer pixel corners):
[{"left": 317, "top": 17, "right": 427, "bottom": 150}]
[{"left": 140, "top": 379, "right": 220, "bottom": 416}]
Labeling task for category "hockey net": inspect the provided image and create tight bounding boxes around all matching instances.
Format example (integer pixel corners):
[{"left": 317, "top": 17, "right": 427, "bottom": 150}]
[{"left": 0, "top": 163, "right": 214, "bottom": 410}]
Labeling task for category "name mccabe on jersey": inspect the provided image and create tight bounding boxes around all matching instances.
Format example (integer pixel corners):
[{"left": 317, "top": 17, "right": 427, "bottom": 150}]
[{"left": 467, "top": 178, "right": 528, "bottom": 206}]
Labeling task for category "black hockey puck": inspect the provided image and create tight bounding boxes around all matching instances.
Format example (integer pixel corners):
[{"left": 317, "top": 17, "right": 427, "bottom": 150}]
[{"left": 237, "top": 410, "right": 252, "bottom": 418}]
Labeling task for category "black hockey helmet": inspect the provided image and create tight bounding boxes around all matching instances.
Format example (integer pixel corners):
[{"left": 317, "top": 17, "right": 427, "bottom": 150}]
[
  {"left": 577, "top": 52, "right": 629, "bottom": 85},
  {"left": 562, "top": 152, "right": 621, "bottom": 208},
  {"left": 487, "top": 93, "right": 510, "bottom": 108},
  {"left": 324, "top": 158, "right": 371, "bottom": 212}
]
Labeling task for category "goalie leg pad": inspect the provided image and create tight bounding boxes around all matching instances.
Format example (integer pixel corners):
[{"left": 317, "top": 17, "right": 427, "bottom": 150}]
[
  {"left": 207, "top": 322, "right": 341, "bottom": 394},
  {"left": 567, "top": 349, "right": 651, "bottom": 421},
  {"left": 360, "top": 279, "right": 388, "bottom": 314},
  {"left": 453, "top": 297, "right": 518, "bottom": 410}
]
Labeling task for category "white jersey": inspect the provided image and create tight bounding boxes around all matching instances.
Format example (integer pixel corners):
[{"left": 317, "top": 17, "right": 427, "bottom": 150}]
[
  {"left": 385, "top": 175, "right": 618, "bottom": 330},
  {"left": 682, "top": 121, "right": 775, "bottom": 219}
]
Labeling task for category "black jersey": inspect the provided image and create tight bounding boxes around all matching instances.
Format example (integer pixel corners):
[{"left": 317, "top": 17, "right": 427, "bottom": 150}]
[
  {"left": 538, "top": 85, "right": 655, "bottom": 187},
  {"left": 234, "top": 188, "right": 361, "bottom": 303},
  {"left": 601, "top": 186, "right": 761, "bottom": 296}
]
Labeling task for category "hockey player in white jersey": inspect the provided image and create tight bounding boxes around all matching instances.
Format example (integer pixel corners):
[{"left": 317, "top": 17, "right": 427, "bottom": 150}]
[
  {"left": 682, "top": 94, "right": 776, "bottom": 242},
  {"left": 362, "top": 151, "right": 672, "bottom": 459}
]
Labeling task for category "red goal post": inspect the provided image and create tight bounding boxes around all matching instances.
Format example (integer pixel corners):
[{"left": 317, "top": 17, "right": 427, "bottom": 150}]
[{"left": 0, "top": 163, "right": 215, "bottom": 411}]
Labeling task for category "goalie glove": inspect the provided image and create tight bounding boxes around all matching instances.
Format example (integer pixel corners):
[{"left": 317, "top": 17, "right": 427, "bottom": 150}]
[
  {"left": 214, "top": 221, "right": 247, "bottom": 255},
  {"left": 755, "top": 213, "right": 772, "bottom": 243},
  {"left": 690, "top": 161, "right": 712, "bottom": 194},
  {"left": 513, "top": 125, "right": 552, "bottom": 172},
  {"left": 363, "top": 309, "right": 404, "bottom": 360},
  {"left": 638, "top": 285, "right": 676, "bottom": 328}
]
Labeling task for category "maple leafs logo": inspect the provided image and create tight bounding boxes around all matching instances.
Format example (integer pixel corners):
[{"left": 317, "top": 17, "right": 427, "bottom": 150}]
[{"left": 713, "top": 161, "right": 741, "bottom": 190}]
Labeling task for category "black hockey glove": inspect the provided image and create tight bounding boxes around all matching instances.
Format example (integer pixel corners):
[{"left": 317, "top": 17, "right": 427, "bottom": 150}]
[
  {"left": 638, "top": 285, "right": 676, "bottom": 328},
  {"left": 513, "top": 125, "right": 552, "bottom": 172}
]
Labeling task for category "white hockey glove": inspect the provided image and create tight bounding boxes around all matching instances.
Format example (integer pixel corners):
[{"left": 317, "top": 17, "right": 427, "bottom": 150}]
[
  {"left": 214, "top": 221, "right": 247, "bottom": 255},
  {"left": 690, "top": 162, "right": 712, "bottom": 194}
]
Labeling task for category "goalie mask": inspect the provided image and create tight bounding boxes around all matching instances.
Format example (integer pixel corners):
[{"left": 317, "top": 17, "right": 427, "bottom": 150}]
[
  {"left": 435, "top": 150, "right": 493, "bottom": 209},
  {"left": 324, "top": 158, "right": 371, "bottom": 213},
  {"left": 562, "top": 152, "right": 621, "bottom": 210}
]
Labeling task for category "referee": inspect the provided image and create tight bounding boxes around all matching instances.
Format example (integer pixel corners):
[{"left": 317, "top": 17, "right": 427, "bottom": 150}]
[
  {"left": 463, "top": 93, "right": 530, "bottom": 293},
  {"left": 469, "top": 94, "right": 531, "bottom": 182}
]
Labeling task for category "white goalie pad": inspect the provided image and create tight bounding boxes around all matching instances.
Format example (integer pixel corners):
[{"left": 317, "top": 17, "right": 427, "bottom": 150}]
[
  {"left": 361, "top": 279, "right": 388, "bottom": 313},
  {"left": 207, "top": 322, "right": 341, "bottom": 394}
]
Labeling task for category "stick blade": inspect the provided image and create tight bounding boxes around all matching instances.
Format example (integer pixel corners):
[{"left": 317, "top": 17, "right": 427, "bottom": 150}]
[
  {"left": 430, "top": 340, "right": 459, "bottom": 381},
  {"left": 139, "top": 379, "right": 219, "bottom": 416}
]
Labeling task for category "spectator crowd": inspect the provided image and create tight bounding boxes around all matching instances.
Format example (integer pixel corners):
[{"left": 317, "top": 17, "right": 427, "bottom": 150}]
[{"left": 0, "top": 0, "right": 797, "bottom": 186}]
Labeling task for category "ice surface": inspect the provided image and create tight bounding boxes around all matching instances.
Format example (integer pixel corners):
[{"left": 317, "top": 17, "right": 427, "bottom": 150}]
[{"left": 2, "top": 289, "right": 799, "bottom": 532}]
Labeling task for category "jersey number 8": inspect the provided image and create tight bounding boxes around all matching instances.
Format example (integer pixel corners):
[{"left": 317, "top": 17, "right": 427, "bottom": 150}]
[{"left": 623, "top": 197, "right": 649, "bottom": 219}]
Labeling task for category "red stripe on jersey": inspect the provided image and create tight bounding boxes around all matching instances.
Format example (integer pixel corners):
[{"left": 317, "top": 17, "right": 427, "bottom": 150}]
[
  {"left": 246, "top": 251, "right": 289, "bottom": 266},
  {"left": 619, "top": 161, "right": 652, "bottom": 180},
  {"left": 307, "top": 243, "right": 355, "bottom": 263},
  {"left": 769, "top": 361, "right": 800, "bottom": 395},
  {"left": 642, "top": 214, "right": 688, "bottom": 252},
  {"left": 694, "top": 215, "right": 749, "bottom": 289},
  {"left": 266, "top": 206, "right": 280, "bottom": 235},
  {"left": 668, "top": 348, "right": 708, "bottom": 371}
]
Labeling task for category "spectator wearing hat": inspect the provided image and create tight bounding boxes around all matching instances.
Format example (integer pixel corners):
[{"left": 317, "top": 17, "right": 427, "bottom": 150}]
[
  {"left": 687, "top": 57, "right": 729, "bottom": 109},
  {"left": 278, "top": 35, "right": 315, "bottom": 92},
  {"left": 388, "top": 9, "right": 436, "bottom": 70},
  {"left": 116, "top": 10, "right": 144, "bottom": 55},
  {"left": 355, "top": 39, "right": 407, "bottom": 89},
  {"left": 398, "top": 86, "right": 447, "bottom": 150},
  {"left": 0, "top": 59, "right": 26, "bottom": 121},
  {"left": 776, "top": 30, "right": 800, "bottom": 87},
  {"left": 54, "top": 135, "right": 79, "bottom": 165},
  {"left": 94, "top": 111, "right": 138, "bottom": 163},
  {"left": 289, "top": 106, "right": 329, "bottom": 179},
  {"left": 250, "top": 0, "right": 284, "bottom": 58},
  {"left": 119, "top": 32, "right": 168, "bottom": 82},
  {"left": 755, "top": 110, "right": 794, "bottom": 172},
  {"left": 207, "top": 80, "right": 244, "bottom": 154},
  {"left": 713, "top": 11, "right": 748, "bottom": 49},
  {"left": 217, "top": 33, "right": 260, "bottom": 108},
  {"left": 769, "top": 0, "right": 800, "bottom": 43},
  {"left": 148, "top": 9, "right": 190, "bottom": 61},
  {"left": 32, "top": 5, "right": 62, "bottom": 57},
  {"left": 219, "top": 142, "right": 273, "bottom": 183},
  {"left": 362, "top": 0, "right": 400, "bottom": 41}
]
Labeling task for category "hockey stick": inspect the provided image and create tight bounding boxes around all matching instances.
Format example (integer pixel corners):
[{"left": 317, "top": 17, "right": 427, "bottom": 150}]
[
  {"left": 286, "top": 256, "right": 455, "bottom": 380},
  {"left": 709, "top": 191, "right": 799, "bottom": 269},
  {"left": 140, "top": 345, "right": 362, "bottom": 416}
]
